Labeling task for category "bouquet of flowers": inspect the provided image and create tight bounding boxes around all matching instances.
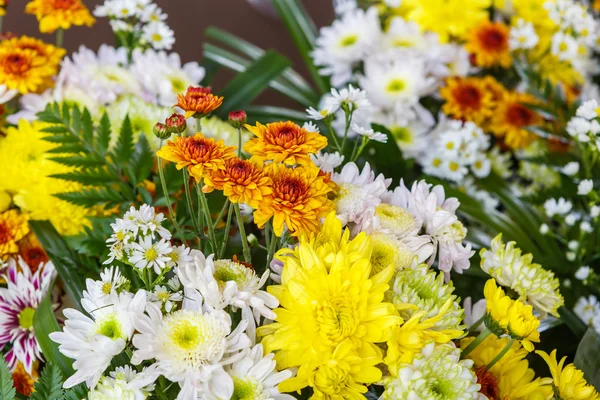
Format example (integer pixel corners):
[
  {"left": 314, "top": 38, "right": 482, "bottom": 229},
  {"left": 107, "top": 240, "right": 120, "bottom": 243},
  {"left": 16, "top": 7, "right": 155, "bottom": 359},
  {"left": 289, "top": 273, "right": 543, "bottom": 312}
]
[{"left": 0, "top": 0, "right": 600, "bottom": 399}]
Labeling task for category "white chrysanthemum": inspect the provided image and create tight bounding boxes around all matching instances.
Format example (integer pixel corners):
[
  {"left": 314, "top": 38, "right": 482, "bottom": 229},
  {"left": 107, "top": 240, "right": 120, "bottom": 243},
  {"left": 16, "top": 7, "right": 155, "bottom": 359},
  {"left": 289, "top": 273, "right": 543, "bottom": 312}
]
[
  {"left": 310, "top": 151, "right": 344, "bottom": 173},
  {"left": 131, "top": 302, "right": 250, "bottom": 400},
  {"left": 332, "top": 162, "right": 391, "bottom": 233},
  {"left": 142, "top": 21, "right": 175, "bottom": 50},
  {"left": 129, "top": 236, "right": 172, "bottom": 274},
  {"left": 88, "top": 365, "right": 158, "bottom": 400},
  {"left": 480, "top": 234, "right": 564, "bottom": 317},
  {"left": 574, "top": 295, "right": 600, "bottom": 329},
  {"left": 131, "top": 49, "right": 205, "bottom": 107},
  {"left": 312, "top": 7, "right": 381, "bottom": 86},
  {"left": 50, "top": 290, "right": 147, "bottom": 388},
  {"left": 149, "top": 285, "right": 183, "bottom": 313},
  {"left": 373, "top": 203, "right": 421, "bottom": 238},
  {"left": 6, "top": 91, "right": 53, "bottom": 124},
  {"left": 139, "top": 3, "right": 167, "bottom": 22},
  {"left": 325, "top": 84, "right": 371, "bottom": 112},
  {"left": 227, "top": 344, "right": 295, "bottom": 400},
  {"left": 383, "top": 16, "right": 427, "bottom": 49},
  {"left": 381, "top": 343, "right": 480, "bottom": 400},
  {"left": 369, "top": 232, "right": 433, "bottom": 276}
]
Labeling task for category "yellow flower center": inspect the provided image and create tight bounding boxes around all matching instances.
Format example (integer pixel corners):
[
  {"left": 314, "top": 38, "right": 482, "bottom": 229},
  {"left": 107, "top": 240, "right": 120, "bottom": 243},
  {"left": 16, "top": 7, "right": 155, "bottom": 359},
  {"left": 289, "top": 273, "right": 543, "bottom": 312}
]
[
  {"left": 152, "top": 33, "right": 163, "bottom": 42},
  {"left": 101, "top": 282, "right": 113, "bottom": 295},
  {"left": 18, "top": 307, "right": 36, "bottom": 330},
  {"left": 116, "top": 231, "right": 125, "bottom": 241},
  {"left": 316, "top": 297, "right": 357, "bottom": 345},
  {"left": 432, "top": 158, "right": 442, "bottom": 167},
  {"left": 449, "top": 161, "right": 460, "bottom": 172},
  {"left": 375, "top": 204, "right": 419, "bottom": 238},
  {"left": 145, "top": 247, "right": 158, "bottom": 262},
  {"left": 169, "top": 320, "right": 202, "bottom": 350},
  {"left": 313, "top": 363, "right": 349, "bottom": 395},
  {"left": 559, "top": 42, "right": 568, "bottom": 52},
  {"left": 339, "top": 35, "right": 358, "bottom": 47},
  {"left": 386, "top": 79, "right": 406, "bottom": 93},
  {"left": 157, "top": 291, "right": 171, "bottom": 302}
]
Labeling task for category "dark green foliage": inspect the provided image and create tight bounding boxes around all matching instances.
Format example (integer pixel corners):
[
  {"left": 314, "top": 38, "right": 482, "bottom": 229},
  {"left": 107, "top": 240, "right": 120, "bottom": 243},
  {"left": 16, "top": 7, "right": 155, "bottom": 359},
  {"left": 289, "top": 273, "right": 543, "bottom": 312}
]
[{"left": 0, "top": 357, "right": 15, "bottom": 400}]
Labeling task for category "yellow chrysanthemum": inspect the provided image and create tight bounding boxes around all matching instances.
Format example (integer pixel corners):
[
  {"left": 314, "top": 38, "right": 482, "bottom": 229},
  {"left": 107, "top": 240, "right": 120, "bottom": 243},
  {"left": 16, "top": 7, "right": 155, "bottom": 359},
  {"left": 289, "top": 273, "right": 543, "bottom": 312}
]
[
  {"left": 253, "top": 162, "right": 335, "bottom": 237},
  {"left": 156, "top": 133, "right": 237, "bottom": 182},
  {"left": 440, "top": 77, "right": 496, "bottom": 126},
  {"left": 25, "top": 0, "right": 95, "bottom": 33},
  {"left": 243, "top": 121, "right": 327, "bottom": 166},
  {"left": 484, "top": 279, "right": 540, "bottom": 351},
  {"left": 279, "top": 340, "right": 382, "bottom": 398},
  {"left": 0, "top": 120, "right": 91, "bottom": 236},
  {"left": 537, "top": 350, "right": 600, "bottom": 400},
  {"left": 258, "top": 226, "right": 401, "bottom": 379},
  {"left": 490, "top": 91, "right": 541, "bottom": 150},
  {"left": 0, "top": 209, "right": 29, "bottom": 259},
  {"left": 537, "top": 53, "right": 584, "bottom": 88},
  {"left": 401, "top": 0, "right": 492, "bottom": 42},
  {"left": 203, "top": 157, "right": 272, "bottom": 209},
  {"left": 466, "top": 20, "right": 512, "bottom": 68},
  {"left": 462, "top": 335, "right": 552, "bottom": 400}
]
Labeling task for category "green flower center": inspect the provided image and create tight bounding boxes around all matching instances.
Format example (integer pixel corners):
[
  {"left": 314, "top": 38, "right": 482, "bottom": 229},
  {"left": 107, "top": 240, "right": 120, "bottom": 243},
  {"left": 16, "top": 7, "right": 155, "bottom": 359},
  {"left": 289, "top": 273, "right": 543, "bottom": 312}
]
[
  {"left": 169, "top": 321, "right": 202, "bottom": 350},
  {"left": 429, "top": 379, "right": 454, "bottom": 397},
  {"left": 386, "top": 79, "right": 406, "bottom": 93},
  {"left": 231, "top": 377, "right": 260, "bottom": 400},
  {"left": 339, "top": 35, "right": 358, "bottom": 47},
  {"left": 18, "top": 307, "right": 36, "bottom": 330},
  {"left": 97, "top": 315, "right": 124, "bottom": 340}
]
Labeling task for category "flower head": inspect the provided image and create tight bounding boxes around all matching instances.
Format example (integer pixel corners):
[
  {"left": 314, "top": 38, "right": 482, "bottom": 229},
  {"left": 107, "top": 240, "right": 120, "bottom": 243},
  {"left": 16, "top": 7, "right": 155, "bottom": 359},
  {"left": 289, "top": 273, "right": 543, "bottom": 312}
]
[
  {"left": 441, "top": 77, "right": 496, "bottom": 126},
  {"left": 11, "top": 362, "right": 37, "bottom": 397},
  {"left": 17, "top": 233, "right": 49, "bottom": 272},
  {"left": 537, "top": 350, "right": 600, "bottom": 400},
  {"left": 254, "top": 162, "right": 335, "bottom": 237},
  {"left": 466, "top": 20, "right": 512, "bottom": 68},
  {"left": 0, "top": 209, "right": 29, "bottom": 259},
  {"left": 491, "top": 91, "right": 541, "bottom": 149},
  {"left": 243, "top": 121, "right": 327, "bottom": 166},
  {"left": 228, "top": 110, "right": 247, "bottom": 128},
  {"left": 203, "top": 158, "right": 272, "bottom": 209},
  {"left": 175, "top": 86, "right": 223, "bottom": 118},
  {"left": 25, "top": 0, "right": 95, "bottom": 33},
  {"left": 156, "top": 132, "right": 236, "bottom": 182},
  {"left": 0, "top": 47, "right": 46, "bottom": 94}
]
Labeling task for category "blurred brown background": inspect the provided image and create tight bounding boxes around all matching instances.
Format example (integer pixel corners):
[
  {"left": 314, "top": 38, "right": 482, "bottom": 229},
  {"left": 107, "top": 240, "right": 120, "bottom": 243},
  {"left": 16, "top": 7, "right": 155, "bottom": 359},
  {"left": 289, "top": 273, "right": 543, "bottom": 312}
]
[{"left": 4, "top": 0, "right": 334, "bottom": 105}]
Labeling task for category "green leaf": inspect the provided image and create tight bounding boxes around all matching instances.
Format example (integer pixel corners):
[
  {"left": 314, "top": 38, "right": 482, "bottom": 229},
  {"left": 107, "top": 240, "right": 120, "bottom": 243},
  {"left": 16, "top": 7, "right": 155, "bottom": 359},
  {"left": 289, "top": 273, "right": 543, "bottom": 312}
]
[
  {"left": 575, "top": 329, "right": 600, "bottom": 389},
  {"left": 48, "top": 154, "right": 104, "bottom": 167},
  {"left": 55, "top": 187, "right": 124, "bottom": 207},
  {"left": 29, "top": 364, "right": 64, "bottom": 400},
  {"left": 81, "top": 108, "right": 94, "bottom": 147},
  {"left": 217, "top": 50, "right": 291, "bottom": 117},
  {"left": 272, "top": 0, "right": 329, "bottom": 94},
  {"left": 97, "top": 113, "right": 111, "bottom": 157},
  {"left": 111, "top": 115, "right": 134, "bottom": 167},
  {"left": 126, "top": 134, "right": 154, "bottom": 186},
  {"left": 29, "top": 220, "right": 87, "bottom": 309},
  {"left": 0, "top": 357, "right": 16, "bottom": 400},
  {"left": 50, "top": 167, "right": 119, "bottom": 185}
]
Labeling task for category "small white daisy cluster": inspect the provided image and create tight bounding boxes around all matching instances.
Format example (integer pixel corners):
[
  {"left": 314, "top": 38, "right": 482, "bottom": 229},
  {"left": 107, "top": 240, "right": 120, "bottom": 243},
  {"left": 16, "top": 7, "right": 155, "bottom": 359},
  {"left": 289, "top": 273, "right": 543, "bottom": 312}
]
[
  {"left": 8, "top": 45, "right": 204, "bottom": 147},
  {"left": 574, "top": 295, "right": 600, "bottom": 334},
  {"left": 311, "top": 5, "right": 472, "bottom": 158},
  {"left": 94, "top": 0, "right": 175, "bottom": 50},
  {"left": 331, "top": 162, "right": 475, "bottom": 275},
  {"left": 509, "top": 19, "right": 539, "bottom": 51},
  {"left": 52, "top": 204, "right": 292, "bottom": 399},
  {"left": 420, "top": 119, "right": 492, "bottom": 182},
  {"left": 567, "top": 99, "right": 600, "bottom": 149}
]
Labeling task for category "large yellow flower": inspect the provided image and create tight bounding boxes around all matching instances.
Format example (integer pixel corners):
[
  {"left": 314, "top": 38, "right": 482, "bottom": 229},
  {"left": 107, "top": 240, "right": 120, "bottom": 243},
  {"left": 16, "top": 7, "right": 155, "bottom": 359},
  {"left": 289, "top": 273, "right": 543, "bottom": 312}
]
[
  {"left": 156, "top": 133, "right": 237, "bottom": 182},
  {"left": 0, "top": 209, "right": 29, "bottom": 259},
  {"left": 490, "top": 91, "right": 541, "bottom": 150},
  {"left": 462, "top": 335, "right": 552, "bottom": 400},
  {"left": 466, "top": 20, "right": 512, "bottom": 68},
  {"left": 253, "top": 162, "right": 335, "bottom": 237},
  {"left": 402, "top": 0, "right": 492, "bottom": 42},
  {"left": 440, "top": 77, "right": 496, "bottom": 126},
  {"left": 25, "top": 0, "right": 95, "bottom": 33},
  {"left": 243, "top": 121, "right": 327, "bottom": 166},
  {"left": 203, "top": 157, "right": 272, "bottom": 209},
  {"left": 258, "top": 226, "right": 400, "bottom": 379},
  {"left": 537, "top": 350, "right": 600, "bottom": 400}
]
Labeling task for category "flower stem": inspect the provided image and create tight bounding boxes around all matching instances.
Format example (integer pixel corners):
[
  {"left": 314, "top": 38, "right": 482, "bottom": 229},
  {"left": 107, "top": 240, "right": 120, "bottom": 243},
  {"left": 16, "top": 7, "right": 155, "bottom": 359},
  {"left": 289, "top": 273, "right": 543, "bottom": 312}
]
[
  {"left": 486, "top": 338, "right": 515, "bottom": 370},
  {"left": 237, "top": 128, "right": 243, "bottom": 157},
  {"left": 233, "top": 203, "right": 252, "bottom": 263},
  {"left": 219, "top": 203, "right": 234, "bottom": 259},
  {"left": 56, "top": 28, "right": 64, "bottom": 47},
  {"left": 461, "top": 328, "right": 492, "bottom": 358},
  {"left": 340, "top": 105, "right": 354, "bottom": 153},
  {"left": 0, "top": 16, "right": 4, "bottom": 35},
  {"left": 196, "top": 184, "right": 218, "bottom": 253},
  {"left": 182, "top": 170, "right": 201, "bottom": 237},
  {"left": 266, "top": 223, "right": 278, "bottom": 268},
  {"left": 213, "top": 199, "right": 230, "bottom": 230},
  {"left": 325, "top": 119, "right": 342, "bottom": 152},
  {"left": 157, "top": 152, "right": 186, "bottom": 244},
  {"left": 467, "top": 316, "right": 485, "bottom": 335},
  {"left": 195, "top": 117, "right": 202, "bottom": 134}
]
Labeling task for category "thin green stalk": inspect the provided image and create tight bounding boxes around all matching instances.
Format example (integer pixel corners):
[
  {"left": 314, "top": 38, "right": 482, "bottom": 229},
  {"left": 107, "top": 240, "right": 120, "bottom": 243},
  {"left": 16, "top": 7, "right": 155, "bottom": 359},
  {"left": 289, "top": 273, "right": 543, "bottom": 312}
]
[
  {"left": 340, "top": 105, "right": 354, "bottom": 153},
  {"left": 197, "top": 184, "right": 218, "bottom": 252},
  {"left": 461, "top": 328, "right": 492, "bottom": 358},
  {"left": 486, "top": 338, "right": 515, "bottom": 370},
  {"left": 146, "top": 268, "right": 153, "bottom": 291},
  {"left": 56, "top": 28, "right": 64, "bottom": 47},
  {"left": 157, "top": 153, "right": 186, "bottom": 244},
  {"left": 197, "top": 188, "right": 204, "bottom": 239},
  {"left": 213, "top": 199, "right": 231, "bottom": 230},
  {"left": 237, "top": 128, "right": 243, "bottom": 157},
  {"left": 266, "top": 226, "right": 278, "bottom": 268},
  {"left": 467, "top": 316, "right": 485, "bottom": 335},
  {"left": 196, "top": 117, "right": 203, "bottom": 133},
  {"left": 219, "top": 203, "right": 235, "bottom": 258},
  {"left": 0, "top": 16, "right": 4, "bottom": 35},
  {"left": 351, "top": 137, "right": 369, "bottom": 162},
  {"left": 183, "top": 170, "right": 201, "bottom": 237},
  {"left": 233, "top": 203, "right": 252, "bottom": 263},
  {"left": 350, "top": 137, "right": 361, "bottom": 161},
  {"left": 325, "top": 118, "right": 341, "bottom": 152}
]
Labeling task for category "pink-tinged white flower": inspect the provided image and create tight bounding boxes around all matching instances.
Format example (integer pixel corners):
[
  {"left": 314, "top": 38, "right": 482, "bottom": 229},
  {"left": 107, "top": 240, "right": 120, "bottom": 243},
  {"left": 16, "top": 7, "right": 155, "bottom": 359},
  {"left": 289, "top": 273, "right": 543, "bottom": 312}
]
[
  {"left": 0, "top": 258, "right": 55, "bottom": 373},
  {"left": 49, "top": 289, "right": 147, "bottom": 389},
  {"left": 129, "top": 236, "right": 172, "bottom": 274},
  {"left": 226, "top": 344, "right": 295, "bottom": 400},
  {"left": 332, "top": 162, "right": 391, "bottom": 234},
  {"left": 131, "top": 301, "right": 250, "bottom": 400}
]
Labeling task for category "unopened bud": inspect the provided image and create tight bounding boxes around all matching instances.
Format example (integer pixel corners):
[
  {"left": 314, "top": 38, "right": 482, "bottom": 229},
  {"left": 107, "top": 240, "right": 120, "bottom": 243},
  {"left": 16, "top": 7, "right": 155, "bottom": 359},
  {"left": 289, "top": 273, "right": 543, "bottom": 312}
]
[
  {"left": 228, "top": 110, "right": 247, "bottom": 129},
  {"left": 165, "top": 113, "right": 187, "bottom": 134},
  {"left": 153, "top": 122, "right": 170, "bottom": 139}
]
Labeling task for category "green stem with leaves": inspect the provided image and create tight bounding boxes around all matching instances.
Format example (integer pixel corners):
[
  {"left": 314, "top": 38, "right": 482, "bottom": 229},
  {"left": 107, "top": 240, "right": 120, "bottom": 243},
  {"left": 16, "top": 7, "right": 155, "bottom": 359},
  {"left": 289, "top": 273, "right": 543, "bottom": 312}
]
[
  {"left": 461, "top": 328, "right": 492, "bottom": 358},
  {"left": 233, "top": 203, "right": 252, "bottom": 263},
  {"left": 237, "top": 128, "right": 243, "bottom": 157}
]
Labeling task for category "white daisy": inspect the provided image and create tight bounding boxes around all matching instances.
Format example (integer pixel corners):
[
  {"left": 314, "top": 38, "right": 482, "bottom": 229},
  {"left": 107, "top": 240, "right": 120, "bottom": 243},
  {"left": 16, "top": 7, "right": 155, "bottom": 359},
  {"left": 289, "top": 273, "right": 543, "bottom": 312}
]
[
  {"left": 88, "top": 365, "right": 158, "bottom": 400},
  {"left": 352, "top": 123, "right": 387, "bottom": 143},
  {"left": 310, "top": 151, "right": 345, "bottom": 173},
  {"left": 142, "top": 21, "right": 175, "bottom": 50},
  {"left": 129, "top": 236, "right": 172, "bottom": 274},
  {"left": 544, "top": 197, "right": 573, "bottom": 217},
  {"left": 551, "top": 32, "right": 579, "bottom": 61},
  {"left": 509, "top": 19, "right": 539, "bottom": 50},
  {"left": 575, "top": 265, "right": 591, "bottom": 281},
  {"left": 577, "top": 99, "right": 599, "bottom": 120},
  {"left": 326, "top": 84, "right": 371, "bottom": 112},
  {"left": 561, "top": 161, "right": 580, "bottom": 176},
  {"left": 574, "top": 295, "right": 600, "bottom": 327},
  {"left": 578, "top": 179, "right": 594, "bottom": 195},
  {"left": 149, "top": 285, "right": 183, "bottom": 312},
  {"left": 0, "top": 84, "right": 17, "bottom": 104},
  {"left": 139, "top": 3, "right": 167, "bottom": 22}
]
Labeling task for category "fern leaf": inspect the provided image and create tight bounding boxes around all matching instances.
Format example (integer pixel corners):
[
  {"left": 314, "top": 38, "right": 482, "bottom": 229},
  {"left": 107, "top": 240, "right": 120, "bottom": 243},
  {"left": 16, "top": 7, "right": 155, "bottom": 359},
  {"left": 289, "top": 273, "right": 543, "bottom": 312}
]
[
  {"left": 46, "top": 144, "right": 86, "bottom": 154},
  {"left": 0, "top": 357, "right": 16, "bottom": 400},
  {"left": 97, "top": 113, "right": 111, "bottom": 157},
  {"left": 50, "top": 167, "right": 119, "bottom": 185},
  {"left": 55, "top": 187, "right": 124, "bottom": 207},
  {"left": 30, "top": 364, "right": 64, "bottom": 400},
  {"left": 70, "top": 106, "right": 82, "bottom": 141},
  {"left": 49, "top": 155, "right": 105, "bottom": 167},
  {"left": 81, "top": 108, "right": 94, "bottom": 146},
  {"left": 112, "top": 115, "right": 134, "bottom": 167},
  {"left": 126, "top": 134, "right": 154, "bottom": 185}
]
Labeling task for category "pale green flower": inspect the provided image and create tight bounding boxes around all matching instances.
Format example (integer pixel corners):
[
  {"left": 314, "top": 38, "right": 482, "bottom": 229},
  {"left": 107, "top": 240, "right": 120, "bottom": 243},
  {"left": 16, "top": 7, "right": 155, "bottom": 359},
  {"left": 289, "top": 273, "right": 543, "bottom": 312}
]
[
  {"left": 480, "top": 234, "right": 564, "bottom": 317},
  {"left": 381, "top": 343, "right": 480, "bottom": 400}
]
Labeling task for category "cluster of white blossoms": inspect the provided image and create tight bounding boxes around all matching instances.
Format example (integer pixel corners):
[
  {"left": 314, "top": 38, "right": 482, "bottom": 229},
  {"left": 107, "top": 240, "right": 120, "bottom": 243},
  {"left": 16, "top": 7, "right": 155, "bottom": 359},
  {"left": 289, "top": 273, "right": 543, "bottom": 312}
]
[
  {"left": 331, "top": 162, "right": 474, "bottom": 275},
  {"left": 311, "top": 5, "right": 471, "bottom": 157},
  {"left": 51, "top": 205, "right": 292, "bottom": 399},
  {"left": 574, "top": 295, "right": 600, "bottom": 334},
  {"left": 567, "top": 99, "right": 600, "bottom": 149},
  {"left": 9, "top": 45, "right": 204, "bottom": 148},
  {"left": 421, "top": 118, "right": 492, "bottom": 182},
  {"left": 94, "top": 0, "right": 175, "bottom": 50}
]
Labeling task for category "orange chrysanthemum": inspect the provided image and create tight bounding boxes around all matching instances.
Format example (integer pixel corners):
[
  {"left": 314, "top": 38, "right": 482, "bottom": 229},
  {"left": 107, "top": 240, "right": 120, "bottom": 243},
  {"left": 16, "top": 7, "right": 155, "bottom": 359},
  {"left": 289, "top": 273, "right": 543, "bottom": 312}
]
[
  {"left": 466, "top": 20, "right": 512, "bottom": 68},
  {"left": 254, "top": 162, "right": 335, "bottom": 237},
  {"left": 0, "top": 47, "right": 47, "bottom": 94},
  {"left": 440, "top": 77, "right": 495, "bottom": 126},
  {"left": 243, "top": 121, "right": 327, "bottom": 166},
  {"left": 0, "top": 209, "right": 29, "bottom": 259},
  {"left": 156, "top": 133, "right": 236, "bottom": 182},
  {"left": 491, "top": 92, "right": 542, "bottom": 149},
  {"left": 25, "top": 0, "right": 95, "bottom": 33},
  {"left": 3, "top": 35, "right": 66, "bottom": 68},
  {"left": 11, "top": 362, "right": 37, "bottom": 396},
  {"left": 175, "top": 86, "right": 224, "bottom": 118},
  {"left": 203, "top": 158, "right": 273, "bottom": 209},
  {"left": 18, "top": 233, "right": 48, "bottom": 273}
]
